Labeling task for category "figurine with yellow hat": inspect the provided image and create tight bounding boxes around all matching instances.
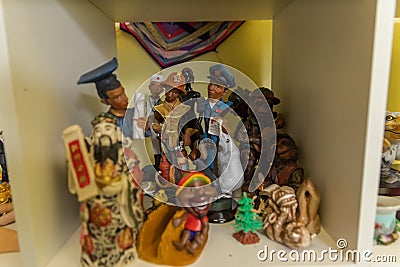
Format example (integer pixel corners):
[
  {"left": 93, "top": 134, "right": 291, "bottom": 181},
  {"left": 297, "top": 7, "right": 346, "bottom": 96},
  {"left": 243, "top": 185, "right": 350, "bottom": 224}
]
[
  {"left": 152, "top": 72, "right": 197, "bottom": 182},
  {"left": 137, "top": 171, "right": 215, "bottom": 266}
]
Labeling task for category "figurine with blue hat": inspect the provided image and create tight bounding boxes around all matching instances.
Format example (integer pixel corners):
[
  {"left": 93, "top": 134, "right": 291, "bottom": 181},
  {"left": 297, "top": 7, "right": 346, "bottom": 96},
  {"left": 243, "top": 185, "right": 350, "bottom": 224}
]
[
  {"left": 77, "top": 58, "right": 142, "bottom": 139},
  {"left": 193, "top": 64, "right": 235, "bottom": 175},
  {"left": 190, "top": 64, "right": 239, "bottom": 224}
]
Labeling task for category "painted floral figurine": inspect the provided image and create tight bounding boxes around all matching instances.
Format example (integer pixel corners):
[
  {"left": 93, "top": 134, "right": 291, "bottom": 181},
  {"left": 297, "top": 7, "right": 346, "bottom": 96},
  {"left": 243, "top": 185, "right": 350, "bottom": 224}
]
[
  {"left": 233, "top": 192, "right": 262, "bottom": 245},
  {"left": 63, "top": 113, "right": 143, "bottom": 267}
]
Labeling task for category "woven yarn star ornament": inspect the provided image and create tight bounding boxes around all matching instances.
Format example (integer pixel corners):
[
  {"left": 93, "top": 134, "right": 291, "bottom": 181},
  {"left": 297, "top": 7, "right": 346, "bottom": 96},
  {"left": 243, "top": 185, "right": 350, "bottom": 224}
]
[{"left": 120, "top": 22, "right": 243, "bottom": 68}]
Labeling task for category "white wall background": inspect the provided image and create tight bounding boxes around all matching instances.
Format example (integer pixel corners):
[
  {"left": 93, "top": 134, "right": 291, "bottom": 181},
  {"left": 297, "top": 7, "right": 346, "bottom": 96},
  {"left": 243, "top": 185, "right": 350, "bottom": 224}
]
[{"left": 0, "top": 1, "right": 117, "bottom": 266}]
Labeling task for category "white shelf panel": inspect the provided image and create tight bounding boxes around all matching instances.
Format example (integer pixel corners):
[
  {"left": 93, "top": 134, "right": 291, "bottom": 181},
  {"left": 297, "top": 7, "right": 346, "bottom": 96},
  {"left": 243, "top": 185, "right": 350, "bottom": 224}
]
[{"left": 45, "top": 223, "right": 358, "bottom": 267}]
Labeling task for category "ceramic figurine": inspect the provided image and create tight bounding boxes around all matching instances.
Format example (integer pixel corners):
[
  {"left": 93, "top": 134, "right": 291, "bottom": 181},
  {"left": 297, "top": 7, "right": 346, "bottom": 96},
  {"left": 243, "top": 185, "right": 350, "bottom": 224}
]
[
  {"left": 132, "top": 74, "right": 165, "bottom": 167},
  {"left": 63, "top": 112, "right": 144, "bottom": 267},
  {"left": 195, "top": 64, "right": 235, "bottom": 176},
  {"left": 380, "top": 111, "right": 400, "bottom": 196},
  {"left": 137, "top": 172, "right": 215, "bottom": 266},
  {"left": 261, "top": 177, "right": 320, "bottom": 249},
  {"left": 374, "top": 195, "right": 400, "bottom": 245},
  {"left": 77, "top": 57, "right": 148, "bottom": 140},
  {"left": 233, "top": 87, "right": 283, "bottom": 194},
  {"left": 172, "top": 173, "right": 214, "bottom": 254},
  {"left": 191, "top": 64, "right": 242, "bottom": 223},
  {"left": 265, "top": 132, "right": 305, "bottom": 191},
  {"left": 232, "top": 192, "right": 262, "bottom": 245}
]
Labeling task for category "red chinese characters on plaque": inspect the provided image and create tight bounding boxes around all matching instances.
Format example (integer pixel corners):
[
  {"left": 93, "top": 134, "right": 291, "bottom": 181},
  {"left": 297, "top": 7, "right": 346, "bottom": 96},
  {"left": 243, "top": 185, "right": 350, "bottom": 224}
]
[{"left": 68, "top": 140, "right": 91, "bottom": 188}]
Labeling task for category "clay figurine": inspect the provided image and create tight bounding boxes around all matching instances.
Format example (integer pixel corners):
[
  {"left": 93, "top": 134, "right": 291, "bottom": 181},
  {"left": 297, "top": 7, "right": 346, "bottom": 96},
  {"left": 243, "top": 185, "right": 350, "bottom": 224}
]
[
  {"left": 233, "top": 87, "right": 283, "bottom": 194},
  {"left": 261, "top": 177, "right": 320, "bottom": 249},
  {"left": 132, "top": 74, "right": 165, "bottom": 167},
  {"left": 137, "top": 172, "right": 215, "bottom": 266}
]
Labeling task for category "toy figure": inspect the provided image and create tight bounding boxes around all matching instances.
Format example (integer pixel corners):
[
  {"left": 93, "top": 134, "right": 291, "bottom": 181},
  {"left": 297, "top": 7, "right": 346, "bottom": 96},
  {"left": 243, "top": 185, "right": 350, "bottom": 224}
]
[
  {"left": 261, "top": 177, "right": 320, "bottom": 249},
  {"left": 77, "top": 57, "right": 146, "bottom": 139},
  {"left": 192, "top": 64, "right": 241, "bottom": 223},
  {"left": 152, "top": 72, "right": 191, "bottom": 148},
  {"left": 181, "top": 67, "right": 200, "bottom": 100},
  {"left": 193, "top": 64, "right": 236, "bottom": 176},
  {"left": 233, "top": 87, "right": 283, "bottom": 193},
  {"left": 232, "top": 192, "right": 262, "bottom": 245},
  {"left": 227, "top": 86, "right": 251, "bottom": 122},
  {"left": 265, "top": 132, "right": 305, "bottom": 191},
  {"left": 172, "top": 173, "right": 214, "bottom": 254},
  {"left": 63, "top": 113, "right": 143, "bottom": 267},
  {"left": 132, "top": 74, "right": 165, "bottom": 168},
  {"left": 380, "top": 111, "right": 400, "bottom": 196},
  {"left": 137, "top": 172, "right": 215, "bottom": 266}
]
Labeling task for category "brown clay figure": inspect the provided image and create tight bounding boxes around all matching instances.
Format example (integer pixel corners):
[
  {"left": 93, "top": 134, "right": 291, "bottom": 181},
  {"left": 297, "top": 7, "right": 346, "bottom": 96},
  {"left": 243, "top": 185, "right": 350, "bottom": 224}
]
[
  {"left": 137, "top": 172, "right": 215, "bottom": 266},
  {"left": 172, "top": 172, "right": 215, "bottom": 254},
  {"left": 261, "top": 177, "right": 321, "bottom": 249}
]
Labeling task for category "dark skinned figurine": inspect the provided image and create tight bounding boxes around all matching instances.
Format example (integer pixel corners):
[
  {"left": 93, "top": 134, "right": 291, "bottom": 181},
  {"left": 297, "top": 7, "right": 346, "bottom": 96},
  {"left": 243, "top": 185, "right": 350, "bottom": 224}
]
[
  {"left": 234, "top": 87, "right": 283, "bottom": 194},
  {"left": 77, "top": 58, "right": 147, "bottom": 140},
  {"left": 264, "top": 132, "right": 304, "bottom": 191},
  {"left": 172, "top": 173, "right": 215, "bottom": 254}
]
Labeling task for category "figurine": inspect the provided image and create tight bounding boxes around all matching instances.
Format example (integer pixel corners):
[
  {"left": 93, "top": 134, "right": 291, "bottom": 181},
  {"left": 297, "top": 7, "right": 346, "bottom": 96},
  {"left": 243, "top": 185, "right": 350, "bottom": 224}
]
[
  {"left": 77, "top": 57, "right": 146, "bottom": 139},
  {"left": 63, "top": 113, "right": 144, "bottom": 267},
  {"left": 137, "top": 172, "right": 215, "bottom": 266},
  {"left": 195, "top": 64, "right": 235, "bottom": 175},
  {"left": 265, "top": 132, "right": 305, "bottom": 191},
  {"left": 153, "top": 72, "right": 192, "bottom": 148},
  {"left": 380, "top": 111, "right": 400, "bottom": 196},
  {"left": 181, "top": 67, "right": 201, "bottom": 101},
  {"left": 232, "top": 192, "right": 262, "bottom": 245},
  {"left": 233, "top": 87, "right": 283, "bottom": 193},
  {"left": 192, "top": 64, "right": 242, "bottom": 223},
  {"left": 172, "top": 173, "right": 214, "bottom": 254},
  {"left": 261, "top": 177, "right": 320, "bottom": 249},
  {"left": 152, "top": 72, "right": 205, "bottom": 185},
  {"left": 132, "top": 74, "right": 165, "bottom": 168}
]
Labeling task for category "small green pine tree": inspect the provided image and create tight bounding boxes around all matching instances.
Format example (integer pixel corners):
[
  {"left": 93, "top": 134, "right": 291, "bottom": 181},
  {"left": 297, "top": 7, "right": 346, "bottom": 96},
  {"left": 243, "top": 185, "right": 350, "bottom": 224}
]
[{"left": 234, "top": 192, "right": 262, "bottom": 233}]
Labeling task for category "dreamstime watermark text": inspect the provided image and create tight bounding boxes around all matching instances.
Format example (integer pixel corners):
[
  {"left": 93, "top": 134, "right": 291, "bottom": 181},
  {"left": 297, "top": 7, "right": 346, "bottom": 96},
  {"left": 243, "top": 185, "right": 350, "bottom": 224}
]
[{"left": 257, "top": 238, "right": 397, "bottom": 263}]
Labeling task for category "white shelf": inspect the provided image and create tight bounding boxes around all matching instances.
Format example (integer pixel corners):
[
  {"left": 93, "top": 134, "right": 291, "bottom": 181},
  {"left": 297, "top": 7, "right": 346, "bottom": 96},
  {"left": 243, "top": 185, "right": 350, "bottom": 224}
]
[{"left": 46, "top": 223, "right": 345, "bottom": 267}]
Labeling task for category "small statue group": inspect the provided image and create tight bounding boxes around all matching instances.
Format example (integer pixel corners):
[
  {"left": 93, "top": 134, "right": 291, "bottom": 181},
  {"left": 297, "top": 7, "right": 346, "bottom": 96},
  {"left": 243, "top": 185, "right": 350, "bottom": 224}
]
[
  {"left": 229, "top": 86, "right": 321, "bottom": 249},
  {"left": 64, "top": 58, "right": 323, "bottom": 266}
]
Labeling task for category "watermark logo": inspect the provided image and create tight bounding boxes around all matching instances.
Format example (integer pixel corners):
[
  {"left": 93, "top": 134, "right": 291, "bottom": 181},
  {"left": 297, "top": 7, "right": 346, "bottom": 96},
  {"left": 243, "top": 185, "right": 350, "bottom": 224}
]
[{"left": 257, "top": 238, "right": 397, "bottom": 263}]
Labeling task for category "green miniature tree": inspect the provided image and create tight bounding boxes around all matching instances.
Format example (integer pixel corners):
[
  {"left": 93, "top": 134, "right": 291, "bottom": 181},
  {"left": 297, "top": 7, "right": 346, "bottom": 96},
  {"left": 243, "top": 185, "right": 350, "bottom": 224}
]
[{"left": 233, "top": 192, "right": 263, "bottom": 244}]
